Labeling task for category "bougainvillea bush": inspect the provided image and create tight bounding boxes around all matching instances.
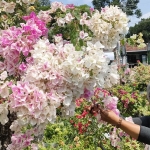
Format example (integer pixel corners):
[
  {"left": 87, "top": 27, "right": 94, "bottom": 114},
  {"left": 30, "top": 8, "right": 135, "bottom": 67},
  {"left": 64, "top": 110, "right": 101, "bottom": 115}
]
[
  {"left": 0, "top": 1, "right": 147, "bottom": 150},
  {"left": 118, "top": 62, "right": 150, "bottom": 91},
  {"left": 129, "top": 62, "right": 150, "bottom": 91},
  {"left": 108, "top": 84, "right": 150, "bottom": 117},
  {"left": 0, "top": 1, "right": 131, "bottom": 149}
]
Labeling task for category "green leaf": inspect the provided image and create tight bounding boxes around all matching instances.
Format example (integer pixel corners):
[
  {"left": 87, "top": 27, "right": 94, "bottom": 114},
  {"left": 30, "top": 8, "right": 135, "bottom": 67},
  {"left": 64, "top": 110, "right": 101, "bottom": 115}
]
[
  {"left": 72, "top": 10, "right": 81, "bottom": 20},
  {"left": 79, "top": 39, "right": 84, "bottom": 47},
  {"left": 90, "top": 69, "right": 93, "bottom": 76}
]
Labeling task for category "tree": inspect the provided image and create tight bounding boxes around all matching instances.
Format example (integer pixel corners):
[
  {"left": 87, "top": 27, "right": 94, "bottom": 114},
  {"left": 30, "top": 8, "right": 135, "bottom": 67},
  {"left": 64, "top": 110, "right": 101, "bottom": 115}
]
[
  {"left": 126, "top": 17, "right": 150, "bottom": 43},
  {"left": 38, "top": 0, "right": 50, "bottom": 6},
  {"left": 34, "top": 0, "right": 51, "bottom": 11},
  {"left": 92, "top": 0, "right": 142, "bottom": 18},
  {"left": 92, "top": 0, "right": 110, "bottom": 10}
]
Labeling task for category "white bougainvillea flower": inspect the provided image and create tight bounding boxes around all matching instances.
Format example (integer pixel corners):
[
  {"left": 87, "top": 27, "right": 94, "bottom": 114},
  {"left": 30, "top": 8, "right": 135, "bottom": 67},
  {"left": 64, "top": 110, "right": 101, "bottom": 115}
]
[
  {"left": 0, "top": 102, "right": 9, "bottom": 125},
  {"left": 0, "top": 71, "right": 8, "bottom": 80},
  {"left": 3, "top": 2, "right": 16, "bottom": 13},
  {"left": 0, "top": 81, "right": 9, "bottom": 98},
  {"left": 57, "top": 17, "right": 66, "bottom": 26},
  {"left": 37, "top": 10, "right": 52, "bottom": 24},
  {"left": 79, "top": 31, "right": 88, "bottom": 39},
  {"left": 89, "top": 6, "right": 129, "bottom": 49},
  {"left": 65, "top": 13, "right": 74, "bottom": 23},
  {"left": 22, "top": 0, "right": 35, "bottom": 4}
]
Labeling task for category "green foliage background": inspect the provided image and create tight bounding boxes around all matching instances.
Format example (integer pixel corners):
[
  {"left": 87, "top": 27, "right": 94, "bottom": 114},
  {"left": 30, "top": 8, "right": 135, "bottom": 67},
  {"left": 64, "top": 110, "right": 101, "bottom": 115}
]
[{"left": 127, "top": 17, "right": 150, "bottom": 43}]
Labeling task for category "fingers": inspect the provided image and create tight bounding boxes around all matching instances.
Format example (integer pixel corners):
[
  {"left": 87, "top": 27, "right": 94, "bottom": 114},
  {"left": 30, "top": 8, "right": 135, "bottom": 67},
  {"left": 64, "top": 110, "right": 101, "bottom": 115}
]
[
  {"left": 89, "top": 105, "right": 96, "bottom": 114},
  {"left": 89, "top": 102, "right": 111, "bottom": 116},
  {"left": 89, "top": 103, "right": 101, "bottom": 114},
  {"left": 99, "top": 108, "right": 110, "bottom": 116},
  {"left": 99, "top": 107, "right": 105, "bottom": 113}
]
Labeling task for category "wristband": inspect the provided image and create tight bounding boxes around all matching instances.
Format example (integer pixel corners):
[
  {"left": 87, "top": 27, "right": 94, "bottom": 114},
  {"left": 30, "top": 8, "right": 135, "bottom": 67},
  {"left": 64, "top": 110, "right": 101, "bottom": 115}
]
[{"left": 116, "top": 118, "right": 123, "bottom": 128}]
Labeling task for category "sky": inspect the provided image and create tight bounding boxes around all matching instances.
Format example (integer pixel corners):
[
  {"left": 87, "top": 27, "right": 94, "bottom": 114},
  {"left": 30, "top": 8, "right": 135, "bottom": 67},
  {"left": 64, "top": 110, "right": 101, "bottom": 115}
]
[
  {"left": 51, "top": 0, "right": 150, "bottom": 27},
  {"left": 129, "top": 0, "right": 150, "bottom": 26}
]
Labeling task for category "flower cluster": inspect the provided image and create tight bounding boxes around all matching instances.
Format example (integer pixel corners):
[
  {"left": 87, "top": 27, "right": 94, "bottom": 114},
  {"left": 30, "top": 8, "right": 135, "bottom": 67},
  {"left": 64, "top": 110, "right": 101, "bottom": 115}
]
[
  {"left": 89, "top": 6, "right": 129, "bottom": 49},
  {"left": 37, "top": 10, "right": 52, "bottom": 24},
  {"left": 0, "top": 12, "right": 48, "bottom": 76},
  {"left": 57, "top": 13, "right": 74, "bottom": 26},
  {"left": 9, "top": 82, "right": 56, "bottom": 126},
  {"left": 94, "top": 88, "right": 120, "bottom": 115},
  {"left": 0, "top": 1, "right": 16, "bottom": 14},
  {"left": 0, "top": 0, "right": 37, "bottom": 29},
  {"left": 37, "top": 2, "right": 132, "bottom": 52},
  {"left": 36, "top": 2, "right": 93, "bottom": 51},
  {"left": 6, "top": 130, "right": 36, "bottom": 150},
  {"left": 128, "top": 33, "right": 146, "bottom": 48},
  {"left": 22, "top": 38, "right": 119, "bottom": 116},
  {"left": 70, "top": 88, "right": 120, "bottom": 134},
  {"left": 0, "top": 0, "right": 35, "bottom": 14},
  {"left": 50, "top": 1, "right": 66, "bottom": 13}
]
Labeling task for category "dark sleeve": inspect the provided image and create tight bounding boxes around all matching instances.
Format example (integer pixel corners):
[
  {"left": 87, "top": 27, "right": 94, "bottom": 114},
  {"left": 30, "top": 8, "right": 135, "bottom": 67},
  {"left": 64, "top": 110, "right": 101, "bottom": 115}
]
[
  {"left": 132, "top": 116, "right": 150, "bottom": 144},
  {"left": 132, "top": 116, "right": 150, "bottom": 127},
  {"left": 137, "top": 126, "right": 150, "bottom": 144}
]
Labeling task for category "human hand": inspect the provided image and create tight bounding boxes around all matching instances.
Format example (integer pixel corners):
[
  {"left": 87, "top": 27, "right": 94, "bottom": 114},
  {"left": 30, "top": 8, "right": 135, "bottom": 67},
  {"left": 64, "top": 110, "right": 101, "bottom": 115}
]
[
  {"left": 89, "top": 103, "right": 101, "bottom": 115},
  {"left": 90, "top": 103, "right": 120, "bottom": 126},
  {"left": 100, "top": 109, "right": 120, "bottom": 126}
]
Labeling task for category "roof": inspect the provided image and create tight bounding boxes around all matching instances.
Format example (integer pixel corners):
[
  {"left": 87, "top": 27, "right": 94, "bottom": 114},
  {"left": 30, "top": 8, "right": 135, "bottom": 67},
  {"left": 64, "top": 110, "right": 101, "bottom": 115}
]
[{"left": 125, "top": 43, "right": 147, "bottom": 52}]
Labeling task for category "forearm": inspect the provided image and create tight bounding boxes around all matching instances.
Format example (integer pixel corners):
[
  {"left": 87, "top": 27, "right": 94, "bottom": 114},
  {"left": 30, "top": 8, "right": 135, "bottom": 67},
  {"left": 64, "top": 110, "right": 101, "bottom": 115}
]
[
  {"left": 119, "top": 119, "right": 140, "bottom": 140},
  {"left": 101, "top": 109, "right": 150, "bottom": 144},
  {"left": 120, "top": 119, "right": 150, "bottom": 144}
]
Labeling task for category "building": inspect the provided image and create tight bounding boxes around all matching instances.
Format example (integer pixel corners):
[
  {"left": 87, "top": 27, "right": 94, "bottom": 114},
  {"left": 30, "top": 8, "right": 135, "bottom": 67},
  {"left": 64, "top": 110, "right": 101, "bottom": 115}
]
[{"left": 126, "top": 44, "right": 147, "bottom": 68}]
